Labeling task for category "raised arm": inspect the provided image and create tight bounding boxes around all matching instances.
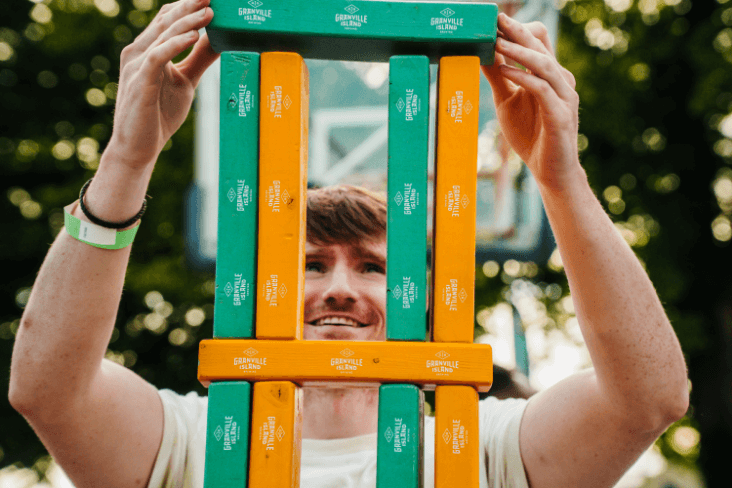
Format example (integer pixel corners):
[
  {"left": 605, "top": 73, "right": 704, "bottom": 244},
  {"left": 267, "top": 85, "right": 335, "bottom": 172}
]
[
  {"left": 482, "top": 13, "right": 689, "bottom": 488},
  {"left": 8, "top": 1, "right": 218, "bottom": 487}
]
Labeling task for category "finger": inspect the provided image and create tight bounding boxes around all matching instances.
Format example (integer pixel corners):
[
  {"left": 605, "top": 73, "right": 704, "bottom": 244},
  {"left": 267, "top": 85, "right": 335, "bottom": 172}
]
[
  {"left": 498, "top": 64, "right": 566, "bottom": 116},
  {"left": 177, "top": 32, "right": 220, "bottom": 86},
  {"left": 523, "top": 21, "right": 555, "bottom": 56},
  {"left": 150, "top": 5, "right": 213, "bottom": 50},
  {"left": 141, "top": 30, "right": 200, "bottom": 78},
  {"left": 495, "top": 37, "right": 575, "bottom": 101},
  {"left": 498, "top": 13, "right": 551, "bottom": 59},
  {"left": 482, "top": 51, "right": 515, "bottom": 103},
  {"left": 132, "top": 0, "right": 209, "bottom": 55}
]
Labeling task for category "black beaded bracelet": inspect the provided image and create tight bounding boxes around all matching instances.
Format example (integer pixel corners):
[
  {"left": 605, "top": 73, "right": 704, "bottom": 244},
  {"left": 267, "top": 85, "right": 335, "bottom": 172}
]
[{"left": 78, "top": 178, "right": 147, "bottom": 229}]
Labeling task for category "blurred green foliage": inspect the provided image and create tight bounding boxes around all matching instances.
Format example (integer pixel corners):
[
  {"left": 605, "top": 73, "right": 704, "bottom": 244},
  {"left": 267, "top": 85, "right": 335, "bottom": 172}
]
[{"left": 1, "top": 0, "right": 731, "bottom": 486}]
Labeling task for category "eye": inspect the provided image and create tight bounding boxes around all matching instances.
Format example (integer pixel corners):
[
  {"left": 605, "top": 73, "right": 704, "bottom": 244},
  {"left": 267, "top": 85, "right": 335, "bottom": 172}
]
[
  {"left": 305, "top": 261, "right": 325, "bottom": 273},
  {"left": 364, "top": 262, "right": 385, "bottom": 274}
]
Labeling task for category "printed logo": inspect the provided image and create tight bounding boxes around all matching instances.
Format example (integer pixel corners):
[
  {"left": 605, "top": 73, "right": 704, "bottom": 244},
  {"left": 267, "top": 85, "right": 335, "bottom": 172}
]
[
  {"left": 448, "top": 91, "right": 466, "bottom": 123},
  {"left": 446, "top": 185, "right": 461, "bottom": 217},
  {"left": 443, "top": 279, "right": 459, "bottom": 311},
  {"left": 264, "top": 275, "right": 279, "bottom": 306},
  {"left": 404, "top": 89, "right": 420, "bottom": 121},
  {"left": 214, "top": 425, "right": 224, "bottom": 441},
  {"left": 392, "top": 418, "right": 409, "bottom": 453},
  {"left": 431, "top": 7, "right": 464, "bottom": 33},
  {"left": 436, "top": 350, "right": 450, "bottom": 359},
  {"left": 442, "top": 429, "right": 451, "bottom": 443},
  {"left": 279, "top": 284, "right": 287, "bottom": 298},
  {"left": 228, "top": 93, "right": 238, "bottom": 109},
  {"left": 394, "top": 191, "right": 403, "bottom": 206},
  {"left": 222, "top": 416, "right": 239, "bottom": 451},
  {"left": 268, "top": 86, "right": 283, "bottom": 118},
  {"left": 336, "top": 4, "right": 367, "bottom": 30},
  {"left": 385, "top": 427, "right": 394, "bottom": 443},
  {"left": 245, "top": 348, "right": 258, "bottom": 356},
  {"left": 260, "top": 416, "right": 276, "bottom": 451},
  {"left": 396, "top": 98, "right": 405, "bottom": 113},
  {"left": 238, "top": 84, "right": 252, "bottom": 117},
  {"left": 267, "top": 180, "right": 281, "bottom": 212},
  {"left": 234, "top": 348, "right": 267, "bottom": 370},
  {"left": 461, "top": 194, "right": 470, "bottom": 208},
  {"left": 233, "top": 273, "right": 249, "bottom": 306},
  {"left": 402, "top": 183, "right": 418, "bottom": 215},
  {"left": 283, "top": 95, "right": 292, "bottom": 110},
  {"left": 464, "top": 100, "right": 473, "bottom": 115},
  {"left": 236, "top": 179, "right": 251, "bottom": 211},
  {"left": 281, "top": 189, "right": 290, "bottom": 204},
  {"left": 238, "top": 0, "right": 272, "bottom": 24},
  {"left": 459, "top": 288, "right": 467, "bottom": 303},
  {"left": 452, "top": 419, "right": 467, "bottom": 454},
  {"left": 401, "top": 276, "right": 417, "bottom": 309},
  {"left": 340, "top": 348, "right": 354, "bottom": 357},
  {"left": 227, "top": 188, "right": 236, "bottom": 202},
  {"left": 393, "top": 284, "right": 402, "bottom": 300},
  {"left": 224, "top": 282, "right": 234, "bottom": 297},
  {"left": 276, "top": 425, "right": 286, "bottom": 441}
]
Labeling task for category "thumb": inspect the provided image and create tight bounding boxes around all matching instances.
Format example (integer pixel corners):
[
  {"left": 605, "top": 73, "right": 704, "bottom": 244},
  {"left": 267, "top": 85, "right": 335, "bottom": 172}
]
[
  {"left": 481, "top": 51, "right": 513, "bottom": 103},
  {"left": 178, "top": 32, "right": 220, "bottom": 87}
]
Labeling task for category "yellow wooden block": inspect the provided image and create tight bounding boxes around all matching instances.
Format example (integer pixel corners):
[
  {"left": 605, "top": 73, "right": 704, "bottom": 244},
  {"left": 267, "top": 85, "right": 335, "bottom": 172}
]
[
  {"left": 249, "top": 381, "right": 303, "bottom": 488},
  {"left": 256, "top": 52, "right": 309, "bottom": 340},
  {"left": 432, "top": 56, "right": 480, "bottom": 343},
  {"left": 198, "top": 340, "right": 493, "bottom": 391},
  {"left": 435, "top": 385, "right": 479, "bottom": 488}
]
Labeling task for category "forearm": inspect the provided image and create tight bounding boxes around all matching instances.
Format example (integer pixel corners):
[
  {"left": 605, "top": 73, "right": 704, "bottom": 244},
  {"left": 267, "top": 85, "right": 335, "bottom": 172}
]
[
  {"left": 10, "top": 150, "right": 153, "bottom": 414},
  {"left": 540, "top": 169, "right": 688, "bottom": 426}
]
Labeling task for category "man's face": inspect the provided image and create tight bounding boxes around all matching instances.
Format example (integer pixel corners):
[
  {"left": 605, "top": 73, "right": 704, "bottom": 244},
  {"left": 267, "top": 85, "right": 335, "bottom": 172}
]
[{"left": 303, "top": 239, "right": 386, "bottom": 341}]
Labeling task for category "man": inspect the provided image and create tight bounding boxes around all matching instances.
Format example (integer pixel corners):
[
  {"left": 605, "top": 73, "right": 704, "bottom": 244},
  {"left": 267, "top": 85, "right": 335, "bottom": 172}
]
[{"left": 9, "top": 0, "right": 689, "bottom": 487}]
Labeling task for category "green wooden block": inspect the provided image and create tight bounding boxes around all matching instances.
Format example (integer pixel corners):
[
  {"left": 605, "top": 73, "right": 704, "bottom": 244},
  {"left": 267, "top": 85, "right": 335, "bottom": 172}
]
[
  {"left": 204, "top": 381, "right": 252, "bottom": 488},
  {"left": 377, "top": 384, "right": 424, "bottom": 488},
  {"left": 206, "top": 0, "right": 498, "bottom": 64},
  {"left": 214, "top": 52, "right": 259, "bottom": 339},
  {"left": 386, "top": 56, "right": 429, "bottom": 342}
]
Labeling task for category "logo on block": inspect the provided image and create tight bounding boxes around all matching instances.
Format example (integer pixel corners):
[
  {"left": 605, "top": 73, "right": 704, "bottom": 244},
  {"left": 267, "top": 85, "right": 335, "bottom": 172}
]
[
  {"left": 436, "top": 350, "right": 450, "bottom": 359},
  {"left": 396, "top": 98, "right": 405, "bottom": 113},
  {"left": 440, "top": 8, "right": 455, "bottom": 17},
  {"left": 276, "top": 425, "right": 286, "bottom": 441},
  {"left": 249, "top": 0, "right": 263, "bottom": 7},
  {"left": 245, "top": 347, "right": 258, "bottom": 356},
  {"left": 393, "top": 285, "right": 402, "bottom": 300},
  {"left": 385, "top": 427, "right": 394, "bottom": 442},
  {"left": 224, "top": 282, "right": 234, "bottom": 297},
  {"left": 214, "top": 425, "right": 224, "bottom": 441},
  {"left": 340, "top": 348, "right": 354, "bottom": 358},
  {"left": 345, "top": 4, "right": 359, "bottom": 14},
  {"left": 442, "top": 428, "right": 451, "bottom": 443}
]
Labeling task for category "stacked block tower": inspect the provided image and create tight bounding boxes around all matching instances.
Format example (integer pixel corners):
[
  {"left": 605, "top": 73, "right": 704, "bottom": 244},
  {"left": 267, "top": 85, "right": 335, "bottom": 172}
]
[{"left": 198, "top": 1, "right": 499, "bottom": 486}]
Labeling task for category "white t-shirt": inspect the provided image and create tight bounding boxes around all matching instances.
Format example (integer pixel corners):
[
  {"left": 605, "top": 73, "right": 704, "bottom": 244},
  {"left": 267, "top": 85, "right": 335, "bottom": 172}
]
[{"left": 148, "top": 389, "right": 530, "bottom": 488}]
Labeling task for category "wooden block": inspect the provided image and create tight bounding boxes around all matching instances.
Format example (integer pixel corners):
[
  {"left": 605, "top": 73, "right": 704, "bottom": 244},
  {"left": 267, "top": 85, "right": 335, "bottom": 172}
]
[
  {"left": 198, "top": 339, "right": 493, "bottom": 391},
  {"left": 204, "top": 381, "right": 251, "bottom": 488},
  {"left": 249, "top": 381, "right": 303, "bottom": 488},
  {"left": 206, "top": 0, "right": 498, "bottom": 64},
  {"left": 434, "top": 385, "right": 479, "bottom": 488},
  {"left": 256, "top": 52, "right": 309, "bottom": 340},
  {"left": 432, "top": 56, "right": 480, "bottom": 343},
  {"left": 387, "top": 56, "right": 430, "bottom": 342},
  {"left": 377, "top": 384, "right": 423, "bottom": 488},
  {"left": 215, "top": 52, "right": 259, "bottom": 339}
]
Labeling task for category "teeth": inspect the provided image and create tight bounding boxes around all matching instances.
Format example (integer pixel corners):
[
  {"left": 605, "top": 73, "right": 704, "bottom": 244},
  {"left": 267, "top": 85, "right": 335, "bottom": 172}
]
[{"left": 313, "top": 316, "right": 362, "bottom": 327}]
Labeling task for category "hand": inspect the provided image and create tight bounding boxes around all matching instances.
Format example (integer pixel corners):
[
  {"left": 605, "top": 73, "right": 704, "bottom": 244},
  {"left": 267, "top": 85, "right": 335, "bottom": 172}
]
[
  {"left": 106, "top": 0, "right": 219, "bottom": 171},
  {"left": 482, "top": 13, "right": 584, "bottom": 192}
]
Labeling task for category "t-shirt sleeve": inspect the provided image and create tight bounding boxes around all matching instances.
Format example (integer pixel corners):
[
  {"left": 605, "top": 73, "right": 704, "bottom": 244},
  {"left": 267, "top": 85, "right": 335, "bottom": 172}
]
[
  {"left": 147, "top": 389, "right": 208, "bottom": 488},
  {"left": 480, "top": 396, "right": 530, "bottom": 488}
]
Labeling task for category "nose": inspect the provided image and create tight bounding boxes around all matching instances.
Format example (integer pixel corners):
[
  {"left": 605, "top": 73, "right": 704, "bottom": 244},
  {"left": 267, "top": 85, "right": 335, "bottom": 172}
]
[{"left": 322, "top": 262, "right": 358, "bottom": 307}]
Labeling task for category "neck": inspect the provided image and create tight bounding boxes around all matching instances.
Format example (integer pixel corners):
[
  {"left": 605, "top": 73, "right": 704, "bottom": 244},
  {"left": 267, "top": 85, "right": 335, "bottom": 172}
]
[{"left": 302, "top": 387, "right": 379, "bottom": 439}]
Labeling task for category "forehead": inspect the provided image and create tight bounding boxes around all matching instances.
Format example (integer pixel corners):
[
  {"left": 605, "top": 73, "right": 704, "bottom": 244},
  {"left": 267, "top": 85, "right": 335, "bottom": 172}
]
[{"left": 305, "top": 239, "right": 386, "bottom": 259}]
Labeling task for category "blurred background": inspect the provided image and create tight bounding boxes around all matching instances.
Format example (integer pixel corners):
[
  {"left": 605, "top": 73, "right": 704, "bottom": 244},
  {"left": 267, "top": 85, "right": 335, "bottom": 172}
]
[{"left": 1, "top": 0, "right": 730, "bottom": 486}]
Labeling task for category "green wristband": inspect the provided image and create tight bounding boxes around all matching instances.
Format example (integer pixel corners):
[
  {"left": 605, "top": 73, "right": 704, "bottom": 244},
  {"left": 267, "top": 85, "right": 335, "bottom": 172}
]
[{"left": 64, "top": 203, "right": 140, "bottom": 249}]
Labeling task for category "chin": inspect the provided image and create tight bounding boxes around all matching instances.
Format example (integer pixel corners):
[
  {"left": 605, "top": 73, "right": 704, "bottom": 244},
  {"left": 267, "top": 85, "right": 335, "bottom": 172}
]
[{"left": 304, "top": 325, "right": 385, "bottom": 342}]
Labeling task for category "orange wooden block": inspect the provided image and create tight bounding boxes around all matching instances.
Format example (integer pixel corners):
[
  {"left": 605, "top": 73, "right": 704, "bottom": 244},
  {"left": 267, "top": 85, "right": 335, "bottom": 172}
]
[
  {"left": 198, "top": 339, "right": 493, "bottom": 391},
  {"left": 256, "top": 52, "right": 309, "bottom": 340},
  {"left": 249, "top": 381, "right": 303, "bottom": 488},
  {"left": 435, "top": 385, "right": 480, "bottom": 488},
  {"left": 432, "top": 56, "right": 480, "bottom": 343}
]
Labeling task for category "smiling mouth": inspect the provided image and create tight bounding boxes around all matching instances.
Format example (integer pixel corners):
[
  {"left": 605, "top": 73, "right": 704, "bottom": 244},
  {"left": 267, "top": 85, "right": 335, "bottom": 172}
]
[{"left": 309, "top": 316, "right": 369, "bottom": 328}]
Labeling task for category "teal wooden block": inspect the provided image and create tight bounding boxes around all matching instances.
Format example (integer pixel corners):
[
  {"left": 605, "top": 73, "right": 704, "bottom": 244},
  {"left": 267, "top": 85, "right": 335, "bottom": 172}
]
[
  {"left": 204, "top": 381, "right": 252, "bottom": 488},
  {"left": 214, "top": 52, "right": 259, "bottom": 339},
  {"left": 386, "top": 55, "right": 429, "bottom": 342},
  {"left": 206, "top": 0, "right": 498, "bottom": 64},
  {"left": 377, "top": 384, "right": 424, "bottom": 488}
]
